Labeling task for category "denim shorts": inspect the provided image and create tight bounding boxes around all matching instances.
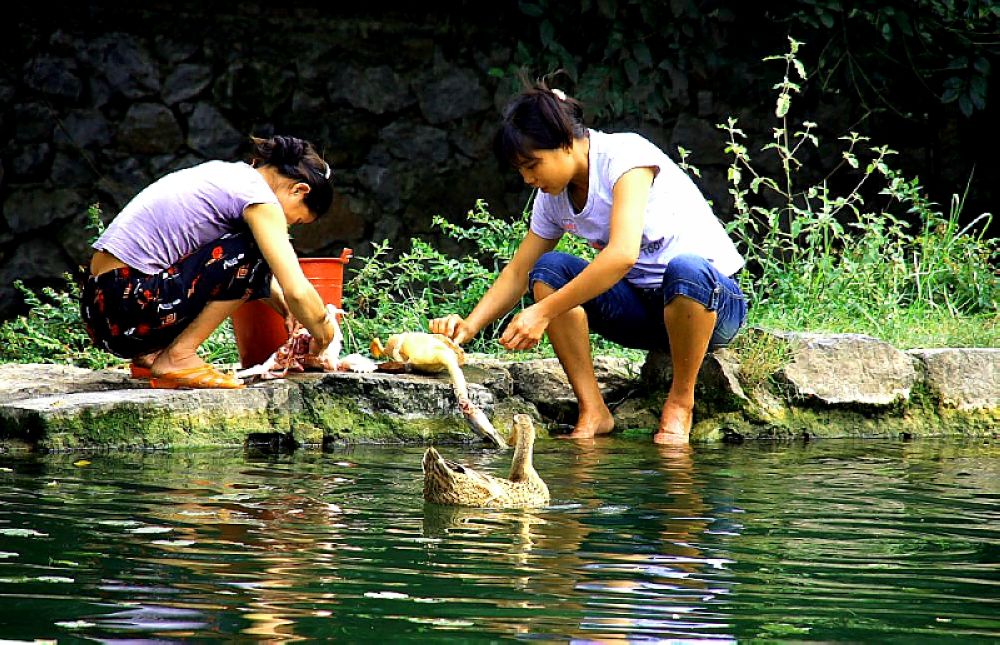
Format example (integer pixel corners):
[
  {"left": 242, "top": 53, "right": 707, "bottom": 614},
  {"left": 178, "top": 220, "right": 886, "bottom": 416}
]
[{"left": 527, "top": 252, "right": 748, "bottom": 351}]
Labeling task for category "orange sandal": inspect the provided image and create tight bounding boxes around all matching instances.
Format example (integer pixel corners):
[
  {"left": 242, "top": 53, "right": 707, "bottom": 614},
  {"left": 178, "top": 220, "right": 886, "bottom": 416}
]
[
  {"left": 129, "top": 363, "right": 152, "bottom": 379},
  {"left": 149, "top": 364, "right": 245, "bottom": 390}
]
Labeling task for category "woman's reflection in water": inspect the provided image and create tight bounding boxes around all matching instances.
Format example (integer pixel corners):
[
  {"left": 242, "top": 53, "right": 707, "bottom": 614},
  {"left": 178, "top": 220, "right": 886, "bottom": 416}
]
[{"left": 555, "top": 439, "right": 734, "bottom": 642}]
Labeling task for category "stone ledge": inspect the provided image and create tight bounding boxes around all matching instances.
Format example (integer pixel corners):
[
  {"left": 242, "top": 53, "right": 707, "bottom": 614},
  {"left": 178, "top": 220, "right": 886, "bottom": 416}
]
[
  {"left": 774, "top": 332, "right": 917, "bottom": 407},
  {"left": 908, "top": 348, "right": 1000, "bottom": 410},
  {"left": 0, "top": 332, "right": 997, "bottom": 450}
]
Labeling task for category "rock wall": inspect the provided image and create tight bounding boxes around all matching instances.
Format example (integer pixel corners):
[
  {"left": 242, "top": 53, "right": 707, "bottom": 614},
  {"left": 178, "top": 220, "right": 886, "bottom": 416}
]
[
  {"left": 1, "top": 3, "right": 528, "bottom": 318},
  {"left": 2, "top": 3, "right": 993, "bottom": 320}
]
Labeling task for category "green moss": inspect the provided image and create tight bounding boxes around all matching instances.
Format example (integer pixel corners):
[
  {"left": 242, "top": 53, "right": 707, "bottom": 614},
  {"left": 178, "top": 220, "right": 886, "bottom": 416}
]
[
  {"left": 301, "top": 392, "right": 483, "bottom": 444},
  {"left": 38, "top": 405, "right": 271, "bottom": 450},
  {"left": 693, "top": 404, "right": 999, "bottom": 443}
]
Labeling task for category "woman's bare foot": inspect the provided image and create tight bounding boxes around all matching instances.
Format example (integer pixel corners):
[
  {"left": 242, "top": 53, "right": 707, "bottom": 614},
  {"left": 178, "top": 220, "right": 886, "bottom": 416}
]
[
  {"left": 565, "top": 408, "right": 615, "bottom": 439},
  {"left": 653, "top": 399, "right": 693, "bottom": 445}
]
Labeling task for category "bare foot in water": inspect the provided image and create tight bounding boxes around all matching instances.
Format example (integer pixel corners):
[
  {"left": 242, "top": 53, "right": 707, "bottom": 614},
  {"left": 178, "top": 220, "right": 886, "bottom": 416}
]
[
  {"left": 564, "top": 408, "right": 616, "bottom": 439},
  {"left": 653, "top": 399, "right": 693, "bottom": 445}
]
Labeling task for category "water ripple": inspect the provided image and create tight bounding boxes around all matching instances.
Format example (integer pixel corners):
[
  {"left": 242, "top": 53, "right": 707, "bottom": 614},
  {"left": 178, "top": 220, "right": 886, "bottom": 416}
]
[{"left": 0, "top": 440, "right": 996, "bottom": 641}]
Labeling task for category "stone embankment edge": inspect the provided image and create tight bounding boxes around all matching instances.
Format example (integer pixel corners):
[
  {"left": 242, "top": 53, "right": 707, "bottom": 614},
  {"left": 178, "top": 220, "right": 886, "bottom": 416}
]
[{"left": 0, "top": 331, "right": 996, "bottom": 450}]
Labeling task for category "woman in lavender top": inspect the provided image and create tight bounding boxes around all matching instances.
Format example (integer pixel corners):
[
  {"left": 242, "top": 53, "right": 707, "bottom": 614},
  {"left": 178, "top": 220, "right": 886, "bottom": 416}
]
[{"left": 81, "top": 135, "right": 337, "bottom": 389}]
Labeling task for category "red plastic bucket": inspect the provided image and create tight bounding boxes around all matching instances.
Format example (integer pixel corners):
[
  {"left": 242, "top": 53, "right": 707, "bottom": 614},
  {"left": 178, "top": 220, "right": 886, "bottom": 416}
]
[{"left": 231, "top": 248, "right": 353, "bottom": 368}]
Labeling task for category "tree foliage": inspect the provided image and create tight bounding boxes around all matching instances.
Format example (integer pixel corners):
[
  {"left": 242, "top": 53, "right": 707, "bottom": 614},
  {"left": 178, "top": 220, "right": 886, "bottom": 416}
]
[{"left": 503, "top": 0, "right": 997, "bottom": 121}]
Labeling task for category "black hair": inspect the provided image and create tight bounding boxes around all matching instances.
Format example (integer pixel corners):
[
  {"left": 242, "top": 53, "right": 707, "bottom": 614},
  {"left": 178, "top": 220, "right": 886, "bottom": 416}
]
[
  {"left": 249, "top": 135, "right": 334, "bottom": 217},
  {"left": 493, "top": 72, "right": 587, "bottom": 169}
]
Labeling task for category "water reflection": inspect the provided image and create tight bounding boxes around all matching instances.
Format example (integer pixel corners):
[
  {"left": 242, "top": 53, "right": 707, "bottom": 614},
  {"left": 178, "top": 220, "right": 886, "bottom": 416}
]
[
  {"left": 544, "top": 440, "right": 735, "bottom": 642},
  {"left": 0, "top": 439, "right": 997, "bottom": 642}
]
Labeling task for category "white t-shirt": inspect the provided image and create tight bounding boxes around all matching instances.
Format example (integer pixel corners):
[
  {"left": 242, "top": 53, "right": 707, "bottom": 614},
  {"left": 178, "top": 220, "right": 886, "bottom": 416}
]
[
  {"left": 530, "top": 129, "right": 744, "bottom": 287},
  {"left": 94, "top": 161, "right": 280, "bottom": 275}
]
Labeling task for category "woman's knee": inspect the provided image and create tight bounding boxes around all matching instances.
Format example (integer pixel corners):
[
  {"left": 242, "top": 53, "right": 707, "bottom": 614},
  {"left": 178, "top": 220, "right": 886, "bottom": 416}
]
[
  {"left": 532, "top": 279, "right": 555, "bottom": 301},
  {"left": 662, "top": 254, "right": 713, "bottom": 284},
  {"left": 528, "top": 252, "right": 587, "bottom": 296}
]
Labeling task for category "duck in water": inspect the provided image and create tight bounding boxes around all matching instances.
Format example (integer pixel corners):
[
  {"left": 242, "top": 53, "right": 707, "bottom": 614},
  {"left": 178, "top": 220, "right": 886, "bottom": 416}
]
[{"left": 422, "top": 414, "right": 549, "bottom": 509}]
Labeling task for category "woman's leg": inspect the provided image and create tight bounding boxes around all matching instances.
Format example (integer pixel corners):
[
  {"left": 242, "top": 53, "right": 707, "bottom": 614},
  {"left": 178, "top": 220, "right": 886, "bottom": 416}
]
[
  {"left": 82, "top": 231, "right": 272, "bottom": 370},
  {"left": 149, "top": 299, "right": 245, "bottom": 376},
  {"left": 655, "top": 297, "right": 716, "bottom": 445},
  {"left": 533, "top": 281, "right": 615, "bottom": 437},
  {"left": 653, "top": 255, "right": 748, "bottom": 445},
  {"left": 528, "top": 252, "right": 658, "bottom": 438}
]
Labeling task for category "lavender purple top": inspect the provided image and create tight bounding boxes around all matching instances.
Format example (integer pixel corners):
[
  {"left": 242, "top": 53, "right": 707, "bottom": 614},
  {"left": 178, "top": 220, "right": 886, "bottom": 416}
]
[{"left": 93, "top": 161, "right": 279, "bottom": 275}]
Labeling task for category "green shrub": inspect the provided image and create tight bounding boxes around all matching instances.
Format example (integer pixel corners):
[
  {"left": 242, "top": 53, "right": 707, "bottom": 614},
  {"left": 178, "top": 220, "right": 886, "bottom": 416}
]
[
  {"left": 0, "top": 204, "right": 120, "bottom": 368},
  {"left": 717, "top": 38, "right": 999, "bottom": 349},
  {"left": 0, "top": 277, "right": 121, "bottom": 369},
  {"left": 340, "top": 198, "right": 632, "bottom": 359}
]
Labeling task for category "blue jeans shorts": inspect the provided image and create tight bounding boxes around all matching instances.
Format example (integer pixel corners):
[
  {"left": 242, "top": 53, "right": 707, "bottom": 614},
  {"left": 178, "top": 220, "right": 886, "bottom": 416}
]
[{"left": 527, "top": 252, "right": 748, "bottom": 351}]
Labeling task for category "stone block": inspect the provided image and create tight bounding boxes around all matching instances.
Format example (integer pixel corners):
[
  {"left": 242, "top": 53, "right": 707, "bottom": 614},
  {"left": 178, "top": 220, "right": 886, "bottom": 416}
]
[
  {"left": 909, "top": 348, "right": 1000, "bottom": 410},
  {"left": 775, "top": 332, "right": 916, "bottom": 407}
]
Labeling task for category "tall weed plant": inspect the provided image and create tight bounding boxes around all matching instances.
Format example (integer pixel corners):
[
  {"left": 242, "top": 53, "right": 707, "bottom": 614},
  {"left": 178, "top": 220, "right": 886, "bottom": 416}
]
[{"left": 718, "top": 37, "right": 998, "bottom": 348}]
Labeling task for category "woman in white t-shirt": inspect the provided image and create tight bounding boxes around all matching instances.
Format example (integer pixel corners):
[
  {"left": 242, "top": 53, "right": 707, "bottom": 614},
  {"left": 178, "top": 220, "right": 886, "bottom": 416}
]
[{"left": 430, "top": 77, "right": 748, "bottom": 445}]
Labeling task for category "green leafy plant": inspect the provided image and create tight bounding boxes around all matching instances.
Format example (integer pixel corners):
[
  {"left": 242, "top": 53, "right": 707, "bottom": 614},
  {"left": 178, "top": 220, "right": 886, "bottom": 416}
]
[
  {"left": 788, "top": 0, "right": 996, "bottom": 117},
  {"left": 0, "top": 204, "right": 120, "bottom": 368},
  {"left": 719, "top": 37, "right": 999, "bottom": 348},
  {"left": 341, "top": 197, "right": 630, "bottom": 359},
  {"left": 0, "top": 277, "right": 120, "bottom": 369},
  {"left": 504, "top": 2, "right": 996, "bottom": 126},
  {"left": 342, "top": 199, "right": 522, "bottom": 355}
]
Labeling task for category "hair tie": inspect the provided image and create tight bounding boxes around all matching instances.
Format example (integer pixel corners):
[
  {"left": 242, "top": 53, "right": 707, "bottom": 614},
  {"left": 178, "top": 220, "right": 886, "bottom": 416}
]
[
  {"left": 322, "top": 161, "right": 332, "bottom": 179},
  {"left": 552, "top": 88, "right": 567, "bottom": 101}
]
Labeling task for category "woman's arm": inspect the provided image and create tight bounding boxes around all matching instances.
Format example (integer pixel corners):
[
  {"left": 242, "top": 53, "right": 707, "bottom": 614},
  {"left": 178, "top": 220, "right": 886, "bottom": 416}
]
[
  {"left": 243, "top": 203, "right": 334, "bottom": 347},
  {"left": 500, "top": 167, "right": 654, "bottom": 350},
  {"left": 430, "top": 231, "right": 559, "bottom": 344},
  {"left": 263, "top": 276, "right": 298, "bottom": 333}
]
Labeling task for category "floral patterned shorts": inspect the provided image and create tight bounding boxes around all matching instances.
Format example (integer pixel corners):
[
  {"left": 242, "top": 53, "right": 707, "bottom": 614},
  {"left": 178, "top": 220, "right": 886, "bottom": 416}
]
[{"left": 80, "top": 231, "right": 271, "bottom": 359}]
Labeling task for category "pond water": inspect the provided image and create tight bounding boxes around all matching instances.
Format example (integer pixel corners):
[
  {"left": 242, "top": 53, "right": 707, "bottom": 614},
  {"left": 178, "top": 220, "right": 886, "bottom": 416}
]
[{"left": 0, "top": 436, "right": 997, "bottom": 643}]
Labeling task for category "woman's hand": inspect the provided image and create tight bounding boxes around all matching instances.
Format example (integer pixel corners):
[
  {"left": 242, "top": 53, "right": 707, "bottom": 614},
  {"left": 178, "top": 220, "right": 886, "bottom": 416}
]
[
  {"left": 307, "top": 313, "right": 336, "bottom": 356},
  {"left": 308, "top": 335, "right": 326, "bottom": 356},
  {"left": 428, "top": 314, "right": 475, "bottom": 345},
  {"left": 499, "top": 304, "right": 550, "bottom": 351}
]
